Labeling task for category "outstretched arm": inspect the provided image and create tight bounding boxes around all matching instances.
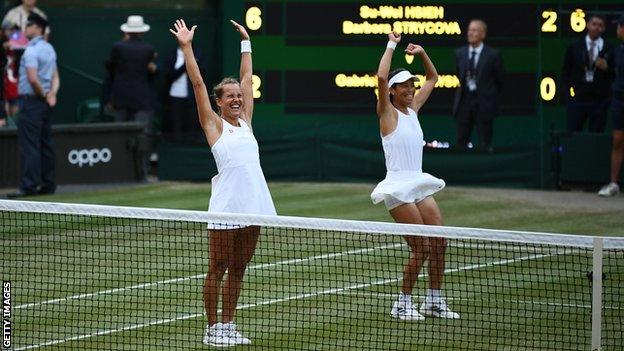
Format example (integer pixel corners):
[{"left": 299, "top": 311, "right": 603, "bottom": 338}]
[
  {"left": 230, "top": 20, "right": 254, "bottom": 125},
  {"left": 376, "top": 33, "right": 400, "bottom": 136},
  {"left": 406, "top": 44, "right": 438, "bottom": 112},
  {"left": 170, "top": 19, "right": 221, "bottom": 146},
  {"left": 377, "top": 32, "right": 399, "bottom": 118}
]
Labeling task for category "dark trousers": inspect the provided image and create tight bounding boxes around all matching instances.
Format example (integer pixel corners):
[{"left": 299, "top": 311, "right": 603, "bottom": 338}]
[
  {"left": 566, "top": 98, "right": 610, "bottom": 133},
  {"left": 455, "top": 92, "right": 493, "bottom": 149},
  {"left": 111, "top": 107, "right": 154, "bottom": 178},
  {"left": 17, "top": 96, "right": 55, "bottom": 193},
  {"left": 165, "top": 96, "right": 195, "bottom": 141}
]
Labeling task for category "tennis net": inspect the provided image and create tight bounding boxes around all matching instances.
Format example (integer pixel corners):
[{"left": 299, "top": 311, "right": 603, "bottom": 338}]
[{"left": 1, "top": 199, "right": 622, "bottom": 350}]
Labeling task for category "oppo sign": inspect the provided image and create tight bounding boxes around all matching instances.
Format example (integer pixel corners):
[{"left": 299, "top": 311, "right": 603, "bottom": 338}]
[{"left": 68, "top": 148, "right": 112, "bottom": 167}]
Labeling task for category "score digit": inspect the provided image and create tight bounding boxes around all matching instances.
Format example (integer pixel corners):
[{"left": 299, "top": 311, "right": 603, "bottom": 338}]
[
  {"left": 570, "top": 9, "right": 586, "bottom": 33},
  {"left": 540, "top": 77, "right": 556, "bottom": 101},
  {"left": 252, "top": 74, "right": 262, "bottom": 99},
  {"left": 246, "top": 6, "right": 262, "bottom": 31},
  {"left": 541, "top": 11, "right": 557, "bottom": 33}
]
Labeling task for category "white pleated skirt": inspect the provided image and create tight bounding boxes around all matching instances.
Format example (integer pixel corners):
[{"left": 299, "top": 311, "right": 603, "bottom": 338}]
[{"left": 371, "top": 170, "right": 445, "bottom": 205}]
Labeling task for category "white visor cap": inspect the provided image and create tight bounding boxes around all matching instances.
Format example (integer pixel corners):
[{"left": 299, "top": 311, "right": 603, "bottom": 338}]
[{"left": 388, "top": 70, "right": 418, "bottom": 86}]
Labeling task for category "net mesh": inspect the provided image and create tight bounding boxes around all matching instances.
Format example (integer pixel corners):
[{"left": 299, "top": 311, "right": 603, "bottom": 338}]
[{"left": 1, "top": 200, "right": 622, "bottom": 350}]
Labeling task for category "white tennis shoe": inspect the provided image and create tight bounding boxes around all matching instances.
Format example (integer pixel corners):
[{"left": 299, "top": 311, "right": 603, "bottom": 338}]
[
  {"left": 419, "top": 299, "right": 460, "bottom": 319},
  {"left": 390, "top": 299, "right": 425, "bottom": 321},
  {"left": 598, "top": 182, "right": 620, "bottom": 197},
  {"left": 203, "top": 322, "right": 251, "bottom": 347},
  {"left": 203, "top": 322, "right": 231, "bottom": 347},
  {"left": 223, "top": 322, "right": 251, "bottom": 345}
]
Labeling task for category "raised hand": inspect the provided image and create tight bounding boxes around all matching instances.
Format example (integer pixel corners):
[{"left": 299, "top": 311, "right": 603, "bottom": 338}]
[
  {"left": 405, "top": 43, "right": 424, "bottom": 56},
  {"left": 169, "top": 19, "right": 196, "bottom": 47},
  {"left": 388, "top": 31, "right": 401, "bottom": 43},
  {"left": 230, "top": 20, "right": 250, "bottom": 40}
]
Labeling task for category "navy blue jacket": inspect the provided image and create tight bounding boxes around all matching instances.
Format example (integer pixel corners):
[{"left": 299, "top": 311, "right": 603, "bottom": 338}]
[
  {"left": 453, "top": 45, "right": 504, "bottom": 121},
  {"left": 562, "top": 37, "right": 615, "bottom": 101},
  {"left": 107, "top": 38, "right": 157, "bottom": 110}
]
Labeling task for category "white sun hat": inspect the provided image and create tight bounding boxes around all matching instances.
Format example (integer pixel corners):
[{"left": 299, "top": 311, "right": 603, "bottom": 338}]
[
  {"left": 388, "top": 70, "right": 418, "bottom": 86},
  {"left": 120, "top": 15, "right": 150, "bottom": 33}
]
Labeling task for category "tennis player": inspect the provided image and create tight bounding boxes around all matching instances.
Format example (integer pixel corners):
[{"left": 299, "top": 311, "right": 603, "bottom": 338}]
[
  {"left": 170, "top": 19, "right": 276, "bottom": 346},
  {"left": 371, "top": 32, "right": 459, "bottom": 320}
]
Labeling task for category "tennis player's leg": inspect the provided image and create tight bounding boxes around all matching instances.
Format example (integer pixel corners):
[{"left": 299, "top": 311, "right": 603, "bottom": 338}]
[
  {"left": 389, "top": 203, "right": 429, "bottom": 320},
  {"left": 598, "top": 105, "right": 624, "bottom": 196},
  {"left": 205, "top": 230, "right": 236, "bottom": 324},
  {"left": 222, "top": 226, "right": 260, "bottom": 323},
  {"left": 599, "top": 99, "right": 624, "bottom": 196},
  {"left": 203, "top": 229, "right": 237, "bottom": 345},
  {"left": 416, "top": 196, "right": 459, "bottom": 319},
  {"left": 220, "top": 226, "right": 260, "bottom": 345},
  {"left": 416, "top": 196, "right": 445, "bottom": 290},
  {"left": 609, "top": 131, "right": 624, "bottom": 185},
  {"left": 390, "top": 203, "right": 429, "bottom": 294}
]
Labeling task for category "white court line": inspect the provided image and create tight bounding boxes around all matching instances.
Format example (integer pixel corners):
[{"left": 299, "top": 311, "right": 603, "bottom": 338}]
[
  {"left": 15, "top": 243, "right": 404, "bottom": 310},
  {"left": 15, "top": 252, "right": 553, "bottom": 350},
  {"left": 338, "top": 292, "right": 623, "bottom": 310},
  {"left": 16, "top": 241, "right": 558, "bottom": 310}
]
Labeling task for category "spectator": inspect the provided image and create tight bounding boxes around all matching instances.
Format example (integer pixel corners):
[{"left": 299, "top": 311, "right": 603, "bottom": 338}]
[
  {"left": 598, "top": 14, "right": 624, "bottom": 197},
  {"left": 0, "top": 21, "right": 9, "bottom": 128},
  {"left": 562, "top": 15, "right": 615, "bottom": 133},
  {"left": 7, "top": 13, "right": 59, "bottom": 198},
  {"left": 452, "top": 19, "right": 504, "bottom": 152},
  {"left": 2, "top": 20, "right": 28, "bottom": 120},
  {"left": 163, "top": 44, "right": 205, "bottom": 141},
  {"left": 101, "top": 32, "right": 129, "bottom": 117},
  {"left": 2, "top": 0, "right": 50, "bottom": 39},
  {"left": 105, "top": 15, "right": 158, "bottom": 177}
]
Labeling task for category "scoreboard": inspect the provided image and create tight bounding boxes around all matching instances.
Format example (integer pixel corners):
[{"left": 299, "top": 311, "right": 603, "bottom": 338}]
[
  {"left": 221, "top": 1, "right": 622, "bottom": 127},
  {"left": 227, "top": 1, "right": 538, "bottom": 117},
  {"left": 159, "top": 0, "right": 624, "bottom": 187},
  {"left": 212, "top": 1, "right": 622, "bottom": 188},
  {"left": 538, "top": 3, "right": 621, "bottom": 116}
]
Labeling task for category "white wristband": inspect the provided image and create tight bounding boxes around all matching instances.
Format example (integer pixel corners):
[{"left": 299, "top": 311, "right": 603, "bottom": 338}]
[
  {"left": 241, "top": 40, "right": 252, "bottom": 53},
  {"left": 386, "top": 41, "right": 397, "bottom": 50}
]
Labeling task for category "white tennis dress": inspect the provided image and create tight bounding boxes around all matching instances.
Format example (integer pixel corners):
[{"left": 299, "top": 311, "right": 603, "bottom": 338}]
[
  {"left": 208, "top": 118, "right": 276, "bottom": 223},
  {"left": 371, "top": 107, "right": 445, "bottom": 206}
]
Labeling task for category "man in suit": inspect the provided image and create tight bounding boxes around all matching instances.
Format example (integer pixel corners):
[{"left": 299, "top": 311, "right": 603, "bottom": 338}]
[
  {"left": 105, "top": 15, "right": 158, "bottom": 178},
  {"left": 562, "top": 15, "right": 614, "bottom": 133},
  {"left": 453, "top": 19, "right": 504, "bottom": 151},
  {"left": 106, "top": 15, "right": 157, "bottom": 123},
  {"left": 162, "top": 45, "right": 205, "bottom": 142}
]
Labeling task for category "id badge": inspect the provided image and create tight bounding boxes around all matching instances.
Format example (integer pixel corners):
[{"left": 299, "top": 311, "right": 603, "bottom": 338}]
[
  {"left": 467, "top": 77, "right": 477, "bottom": 91},
  {"left": 585, "top": 70, "right": 594, "bottom": 83}
]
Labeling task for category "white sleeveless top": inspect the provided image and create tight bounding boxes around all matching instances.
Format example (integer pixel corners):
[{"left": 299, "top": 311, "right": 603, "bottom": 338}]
[
  {"left": 208, "top": 118, "right": 276, "bottom": 223},
  {"left": 371, "top": 107, "right": 445, "bottom": 205}
]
